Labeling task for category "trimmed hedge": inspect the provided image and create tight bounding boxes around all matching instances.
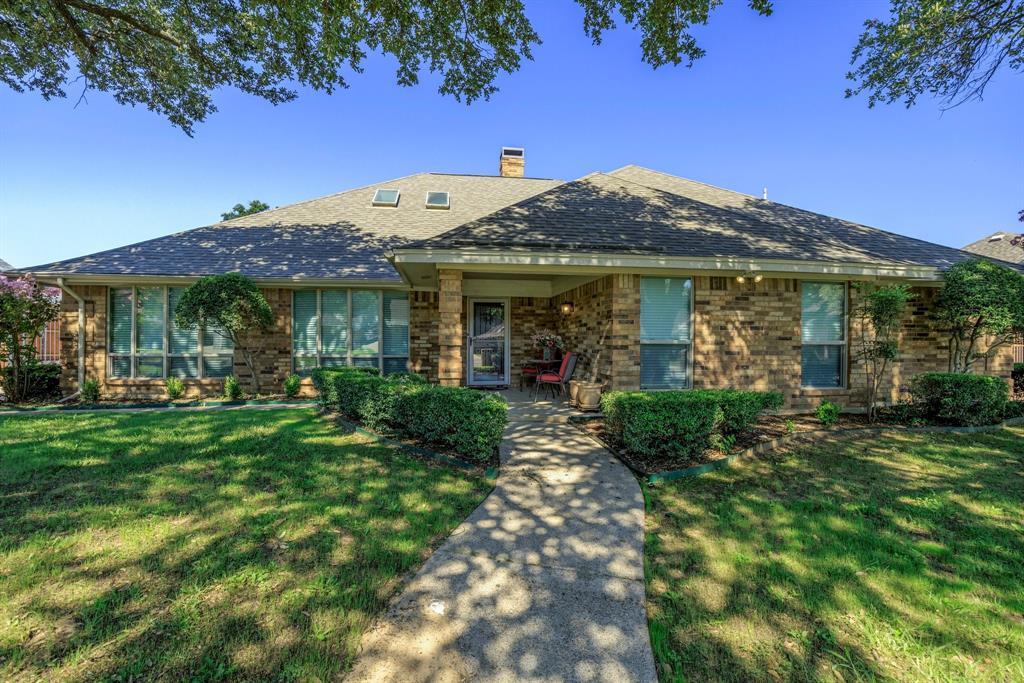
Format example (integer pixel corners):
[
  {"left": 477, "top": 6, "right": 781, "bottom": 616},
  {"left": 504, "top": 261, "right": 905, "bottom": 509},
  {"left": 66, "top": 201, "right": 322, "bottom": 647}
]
[
  {"left": 601, "top": 389, "right": 783, "bottom": 462},
  {"left": 0, "top": 362, "right": 61, "bottom": 402},
  {"left": 311, "top": 367, "right": 506, "bottom": 462},
  {"left": 909, "top": 372, "right": 1009, "bottom": 427}
]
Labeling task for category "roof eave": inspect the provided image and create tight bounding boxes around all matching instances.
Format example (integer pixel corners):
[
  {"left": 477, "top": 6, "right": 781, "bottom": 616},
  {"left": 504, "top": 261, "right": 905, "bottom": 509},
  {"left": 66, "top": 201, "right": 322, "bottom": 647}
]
[{"left": 390, "top": 247, "right": 946, "bottom": 282}]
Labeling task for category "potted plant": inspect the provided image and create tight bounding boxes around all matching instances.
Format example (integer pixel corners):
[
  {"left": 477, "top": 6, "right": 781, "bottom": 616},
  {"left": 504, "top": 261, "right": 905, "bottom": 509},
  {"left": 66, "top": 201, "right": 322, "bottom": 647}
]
[
  {"left": 573, "top": 321, "right": 611, "bottom": 412},
  {"left": 530, "top": 332, "right": 565, "bottom": 362}
]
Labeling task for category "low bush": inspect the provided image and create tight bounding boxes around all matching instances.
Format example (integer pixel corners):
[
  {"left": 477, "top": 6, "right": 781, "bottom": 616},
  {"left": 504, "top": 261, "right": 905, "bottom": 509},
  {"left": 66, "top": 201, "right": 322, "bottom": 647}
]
[
  {"left": 311, "top": 368, "right": 506, "bottom": 461},
  {"left": 601, "top": 389, "right": 782, "bottom": 464},
  {"left": 80, "top": 379, "right": 100, "bottom": 403},
  {"left": 0, "top": 362, "right": 61, "bottom": 402},
  {"left": 816, "top": 400, "right": 841, "bottom": 426},
  {"left": 223, "top": 375, "right": 242, "bottom": 401},
  {"left": 283, "top": 374, "right": 301, "bottom": 398},
  {"left": 1013, "top": 363, "right": 1024, "bottom": 395},
  {"left": 1004, "top": 400, "right": 1024, "bottom": 420},
  {"left": 166, "top": 377, "right": 185, "bottom": 401},
  {"left": 909, "top": 372, "right": 1008, "bottom": 427}
]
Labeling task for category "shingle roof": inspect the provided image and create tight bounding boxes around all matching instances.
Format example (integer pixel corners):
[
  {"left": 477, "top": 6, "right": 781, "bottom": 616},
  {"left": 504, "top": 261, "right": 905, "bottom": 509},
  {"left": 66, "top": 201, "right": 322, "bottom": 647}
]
[
  {"left": 410, "top": 166, "right": 1006, "bottom": 271},
  {"left": 20, "top": 173, "right": 562, "bottom": 281},
  {"left": 961, "top": 231, "right": 1024, "bottom": 264}
]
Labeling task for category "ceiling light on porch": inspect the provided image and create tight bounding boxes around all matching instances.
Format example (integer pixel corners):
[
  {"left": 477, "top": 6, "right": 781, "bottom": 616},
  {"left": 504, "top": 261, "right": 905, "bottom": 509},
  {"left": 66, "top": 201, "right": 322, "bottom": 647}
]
[
  {"left": 736, "top": 271, "right": 763, "bottom": 284},
  {"left": 560, "top": 301, "right": 574, "bottom": 315}
]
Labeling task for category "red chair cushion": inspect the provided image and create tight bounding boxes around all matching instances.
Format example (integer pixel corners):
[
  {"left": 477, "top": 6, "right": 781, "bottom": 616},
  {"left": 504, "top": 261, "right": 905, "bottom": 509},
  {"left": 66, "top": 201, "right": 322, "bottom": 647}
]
[
  {"left": 537, "top": 372, "right": 561, "bottom": 381},
  {"left": 522, "top": 367, "right": 540, "bottom": 376},
  {"left": 555, "top": 353, "right": 572, "bottom": 377}
]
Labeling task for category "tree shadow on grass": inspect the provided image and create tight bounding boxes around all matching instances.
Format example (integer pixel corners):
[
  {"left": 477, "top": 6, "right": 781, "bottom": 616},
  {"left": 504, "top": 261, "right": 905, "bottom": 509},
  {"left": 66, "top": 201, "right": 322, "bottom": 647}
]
[
  {"left": 0, "top": 409, "right": 492, "bottom": 681},
  {"left": 645, "top": 427, "right": 1024, "bottom": 682}
]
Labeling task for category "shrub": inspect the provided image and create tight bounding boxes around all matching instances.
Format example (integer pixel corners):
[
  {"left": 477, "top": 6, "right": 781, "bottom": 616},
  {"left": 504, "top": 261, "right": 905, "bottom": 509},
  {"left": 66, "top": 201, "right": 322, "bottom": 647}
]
[
  {"left": 909, "top": 372, "right": 1008, "bottom": 427},
  {"left": 283, "top": 374, "right": 301, "bottom": 398},
  {"left": 601, "top": 389, "right": 781, "bottom": 464},
  {"left": 0, "top": 362, "right": 61, "bottom": 402},
  {"left": 1004, "top": 400, "right": 1024, "bottom": 420},
  {"left": 166, "top": 377, "right": 185, "bottom": 400},
  {"left": 816, "top": 401, "right": 841, "bottom": 426},
  {"left": 223, "top": 375, "right": 242, "bottom": 401},
  {"left": 81, "top": 379, "right": 100, "bottom": 403},
  {"left": 312, "top": 369, "right": 507, "bottom": 461},
  {"left": 1013, "top": 363, "right": 1024, "bottom": 395}
]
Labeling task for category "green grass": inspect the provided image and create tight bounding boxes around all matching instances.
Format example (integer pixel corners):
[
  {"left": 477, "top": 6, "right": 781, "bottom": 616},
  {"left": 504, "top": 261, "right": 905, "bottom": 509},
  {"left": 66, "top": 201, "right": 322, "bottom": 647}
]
[
  {"left": 0, "top": 409, "right": 492, "bottom": 681},
  {"left": 645, "top": 427, "right": 1024, "bottom": 682}
]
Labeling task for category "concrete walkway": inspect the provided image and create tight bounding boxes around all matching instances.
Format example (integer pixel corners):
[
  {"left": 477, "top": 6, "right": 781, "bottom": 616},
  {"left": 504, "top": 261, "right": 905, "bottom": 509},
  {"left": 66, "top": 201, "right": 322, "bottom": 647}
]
[{"left": 345, "top": 396, "right": 657, "bottom": 682}]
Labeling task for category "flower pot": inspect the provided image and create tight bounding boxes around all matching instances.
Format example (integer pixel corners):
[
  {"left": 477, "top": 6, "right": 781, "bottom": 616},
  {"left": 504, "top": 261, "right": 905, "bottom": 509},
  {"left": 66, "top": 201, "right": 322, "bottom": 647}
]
[
  {"left": 568, "top": 380, "right": 581, "bottom": 408},
  {"left": 576, "top": 381, "right": 603, "bottom": 412},
  {"left": 542, "top": 347, "right": 553, "bottom": 361}
]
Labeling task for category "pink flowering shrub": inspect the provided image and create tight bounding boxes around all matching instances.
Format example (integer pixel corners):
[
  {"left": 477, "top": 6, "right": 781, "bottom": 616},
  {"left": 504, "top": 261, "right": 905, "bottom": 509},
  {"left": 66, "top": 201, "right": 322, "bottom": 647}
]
[{"left": 0, "top": 274, "right": 61, "bottom": 402}]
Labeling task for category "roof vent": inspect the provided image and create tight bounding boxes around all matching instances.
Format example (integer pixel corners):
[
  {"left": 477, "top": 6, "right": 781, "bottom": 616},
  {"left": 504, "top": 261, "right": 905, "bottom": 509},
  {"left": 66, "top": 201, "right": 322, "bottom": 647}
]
[
  {"left": 988, "top": 233, "right": 1004, "bottom": 242},
  {"left": 425, "top": 191, "right": 450, "bottom": 210},
  {"left": 371, "top": 188, "right": 400, "bottom": 207},
  {"left": 499, "top": 147, "right": 525, "bottom": 178}
]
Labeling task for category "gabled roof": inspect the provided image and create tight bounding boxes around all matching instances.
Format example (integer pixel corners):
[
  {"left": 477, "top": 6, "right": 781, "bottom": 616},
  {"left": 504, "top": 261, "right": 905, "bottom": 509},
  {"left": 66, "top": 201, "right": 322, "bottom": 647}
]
[
  {"left": 20, "top": 173, "right": 562, "bottom": 281},
  {"left": 408, "top": 166, "right": 1002, "bottom": 271},
  {"left": 961, "top": 231, "right": 1024, "bottom": 264}
]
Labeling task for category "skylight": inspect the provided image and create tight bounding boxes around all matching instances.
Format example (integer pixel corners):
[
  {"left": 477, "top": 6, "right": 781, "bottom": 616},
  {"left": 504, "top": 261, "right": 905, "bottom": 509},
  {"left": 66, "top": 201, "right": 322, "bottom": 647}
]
[
  {"left": 372, "top": 188, "right": 400, "bottom": 207},
  {"left": 425, "top": 191, "right": 450, "bottom": 210}
]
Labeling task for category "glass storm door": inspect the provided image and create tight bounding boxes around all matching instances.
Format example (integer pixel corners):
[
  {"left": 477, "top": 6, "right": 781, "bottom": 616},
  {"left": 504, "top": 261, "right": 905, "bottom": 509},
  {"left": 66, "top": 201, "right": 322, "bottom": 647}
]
[{"left": 468, "top": 300, "right": 508, "bottom": 385}]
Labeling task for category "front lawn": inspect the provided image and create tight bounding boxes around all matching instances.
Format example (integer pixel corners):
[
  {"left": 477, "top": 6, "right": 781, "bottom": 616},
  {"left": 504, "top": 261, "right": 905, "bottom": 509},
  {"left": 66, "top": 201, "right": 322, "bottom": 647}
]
[
  {"left": 645, "top": 427, "right": 1024, "bottom": 682},
  {"left": 0, "top": 409, "right": 492, "bottom": 681}
]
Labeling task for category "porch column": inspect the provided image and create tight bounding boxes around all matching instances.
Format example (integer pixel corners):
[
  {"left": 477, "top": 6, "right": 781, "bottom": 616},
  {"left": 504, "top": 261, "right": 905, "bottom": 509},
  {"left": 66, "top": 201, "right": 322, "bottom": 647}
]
[
  {"left": 437, "top": 269, "right": 464, "bottom": 386},
  {"left": 610, "top": 274, "right": 641, "bottom": 390}
]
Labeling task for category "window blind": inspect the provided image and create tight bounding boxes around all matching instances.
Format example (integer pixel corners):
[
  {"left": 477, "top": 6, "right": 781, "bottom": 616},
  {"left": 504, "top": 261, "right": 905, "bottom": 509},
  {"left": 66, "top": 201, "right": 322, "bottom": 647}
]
[
  {"left": 321, "top": 290, "right": 348, "bottom": 356},
  {"left": 801, "top": 282, "right": 846, "bottom": 388},
  {"left": 640, "top": 277, "right": 692, "bottom": 389},
  {"left": 292, "top": 290, "right": 318, "bottom": 357},
  {"left": 383, "top": 291, "right": 409, "bottom": 356},
  {"left": 351, "top": 290, "right": 380, "bottom": 356}
]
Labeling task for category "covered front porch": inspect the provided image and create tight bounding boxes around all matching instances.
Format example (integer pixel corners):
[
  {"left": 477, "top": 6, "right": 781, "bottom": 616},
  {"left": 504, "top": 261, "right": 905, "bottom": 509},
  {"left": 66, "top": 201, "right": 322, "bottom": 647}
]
[{"left": 405, "top": 267, "right": 639, "bottom": 391}]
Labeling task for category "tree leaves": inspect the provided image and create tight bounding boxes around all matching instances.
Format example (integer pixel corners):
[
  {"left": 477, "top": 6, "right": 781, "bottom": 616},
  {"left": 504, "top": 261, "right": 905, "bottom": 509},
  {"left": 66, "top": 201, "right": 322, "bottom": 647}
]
[
  {"left": 846, "top": 0, "right": 1024, "bottom": 108},
  {"left": 221, "top": 200, "right": 270, "bottom": 221},
  {"left": 0, "top": 1, "right": 773, "bottom": 134}
]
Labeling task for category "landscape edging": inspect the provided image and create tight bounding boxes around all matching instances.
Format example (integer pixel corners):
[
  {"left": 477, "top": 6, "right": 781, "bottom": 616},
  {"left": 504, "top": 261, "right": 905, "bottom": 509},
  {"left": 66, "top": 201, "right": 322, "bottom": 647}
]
[{"left": 644, "top": 416, "right": 1024, "bottom": 484}]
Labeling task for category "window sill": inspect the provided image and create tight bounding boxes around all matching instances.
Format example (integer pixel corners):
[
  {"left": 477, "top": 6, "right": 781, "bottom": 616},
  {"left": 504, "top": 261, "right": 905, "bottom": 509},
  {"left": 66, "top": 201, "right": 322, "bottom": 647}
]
[
  {"left": 106, "top": 378, "right": 226, "bottom": 384},
  {"left": 799, "top": 387, "right": 849, "bottom": 396}
]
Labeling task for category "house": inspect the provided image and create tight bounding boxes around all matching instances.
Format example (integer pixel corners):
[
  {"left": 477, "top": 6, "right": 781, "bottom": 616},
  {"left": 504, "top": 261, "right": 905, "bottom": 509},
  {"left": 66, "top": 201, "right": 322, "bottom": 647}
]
[{"left": 8, "top": 149, "right": 1019, "bottom": 408}]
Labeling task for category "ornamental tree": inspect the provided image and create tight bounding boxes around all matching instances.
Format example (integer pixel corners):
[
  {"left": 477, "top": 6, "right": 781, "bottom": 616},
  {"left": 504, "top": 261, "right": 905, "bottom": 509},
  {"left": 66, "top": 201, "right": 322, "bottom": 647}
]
[
  {"left": 935, "top": 259, "right": 1024, "bottom": 373},
  {"left": 852, "top": 283, "right": 912, "bottom": 421},
  {"left": 0, "top": 275, "right": 61, "bottom": 402},
  {"left": 173, "top": 273, "right": 272, "bottom": 392}
]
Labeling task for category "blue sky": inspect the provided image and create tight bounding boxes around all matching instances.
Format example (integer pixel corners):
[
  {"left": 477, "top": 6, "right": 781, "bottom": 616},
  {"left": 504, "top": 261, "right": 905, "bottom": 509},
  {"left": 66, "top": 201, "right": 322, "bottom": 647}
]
[{"left": 1, "top": 0, "right": 1021, "bottom": 268}]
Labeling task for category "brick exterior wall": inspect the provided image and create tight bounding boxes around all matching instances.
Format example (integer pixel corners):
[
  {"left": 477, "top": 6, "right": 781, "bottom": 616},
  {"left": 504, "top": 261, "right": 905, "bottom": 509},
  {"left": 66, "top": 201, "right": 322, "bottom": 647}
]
[
  {"left": 409, "top": 291, "right": 440, "bottom": 382},
  {"left": 57, "top": 275, "right": 1013, "bottom": 409}
]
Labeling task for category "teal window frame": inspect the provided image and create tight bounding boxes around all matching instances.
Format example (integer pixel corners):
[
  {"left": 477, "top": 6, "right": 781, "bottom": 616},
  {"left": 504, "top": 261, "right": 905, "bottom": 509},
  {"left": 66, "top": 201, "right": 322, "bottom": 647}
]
[
  {"left": 639, "top": 277, "right": 694, "bottom": 390},
  {"left": 291, "top": 289, "right": 409, "bottom": 374},
  {"left": 107, "top": 286, "right": 234, "bottom": 379}
]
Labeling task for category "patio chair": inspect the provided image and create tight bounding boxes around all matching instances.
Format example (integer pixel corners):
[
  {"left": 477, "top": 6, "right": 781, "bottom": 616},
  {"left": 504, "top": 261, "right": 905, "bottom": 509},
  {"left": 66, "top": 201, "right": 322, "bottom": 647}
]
[
  {"left": 518, "top": 362, "right": 540, "bottom": 390},
  {"left": 534, "top": 353, "right": 577, "bottom": 401}
]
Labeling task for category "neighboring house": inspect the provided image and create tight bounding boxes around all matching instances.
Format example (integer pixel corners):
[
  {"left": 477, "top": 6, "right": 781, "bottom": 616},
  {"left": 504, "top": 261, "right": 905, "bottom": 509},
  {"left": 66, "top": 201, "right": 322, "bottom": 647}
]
[
  {"left": 0, "top": 257, "right": 61, "bottom": 364},
  {"left": 12, "top": 149, "right": 1020, "bottom": 407},
  {"left": 962, "top": 232, "right": 1024, "bottom": 364}
]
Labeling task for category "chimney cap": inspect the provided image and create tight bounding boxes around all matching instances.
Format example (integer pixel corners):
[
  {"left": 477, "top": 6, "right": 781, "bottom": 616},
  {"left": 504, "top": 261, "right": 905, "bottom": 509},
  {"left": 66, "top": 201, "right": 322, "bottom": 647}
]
[{"left": 501, "top": 147, "right": 525, "bottom": 158}]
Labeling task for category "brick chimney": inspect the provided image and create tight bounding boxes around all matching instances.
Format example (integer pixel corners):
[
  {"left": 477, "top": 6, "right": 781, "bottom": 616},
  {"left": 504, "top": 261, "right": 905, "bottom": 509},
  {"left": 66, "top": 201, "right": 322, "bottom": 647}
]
[{"left": 499, "top": 147, "right": 525, "bottom": 177}]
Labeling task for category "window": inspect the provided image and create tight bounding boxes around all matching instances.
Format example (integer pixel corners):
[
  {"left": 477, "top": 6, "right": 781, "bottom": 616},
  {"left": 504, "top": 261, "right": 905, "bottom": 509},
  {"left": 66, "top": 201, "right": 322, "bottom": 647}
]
[
  {"left": 371, "top": 188, "right": 400, "bottom": 207},
  {"left": 425, "top": 191, "right": 450, "bottom": 209},
  {"left": 108, "top": 286, "right": 234, "bottom": 379},
  {"left": 801, "top": 282, "right": 847, "bottom": 388},
  {"left": 640, "top": 277, "right": 692, "bottom": 389},
  {"left": 292, "top": 289, "right": 409, "bottom": 374}
]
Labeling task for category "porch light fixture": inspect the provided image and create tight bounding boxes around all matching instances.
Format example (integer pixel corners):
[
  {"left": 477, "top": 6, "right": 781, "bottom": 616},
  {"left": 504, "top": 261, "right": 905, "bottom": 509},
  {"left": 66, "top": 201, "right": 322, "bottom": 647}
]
[
  {"left": 560, "top": 301, "right": 574, "bottom": 315},
  {"left": 735, "top": 271, "right": 763, "bottom": 284}
]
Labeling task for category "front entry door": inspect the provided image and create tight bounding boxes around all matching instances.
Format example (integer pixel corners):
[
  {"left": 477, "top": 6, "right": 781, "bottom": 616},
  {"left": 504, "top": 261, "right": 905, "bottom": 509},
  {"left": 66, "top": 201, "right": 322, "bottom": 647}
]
[{"left": 467, "top": 299, "right": 509, "bottom": 386}]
